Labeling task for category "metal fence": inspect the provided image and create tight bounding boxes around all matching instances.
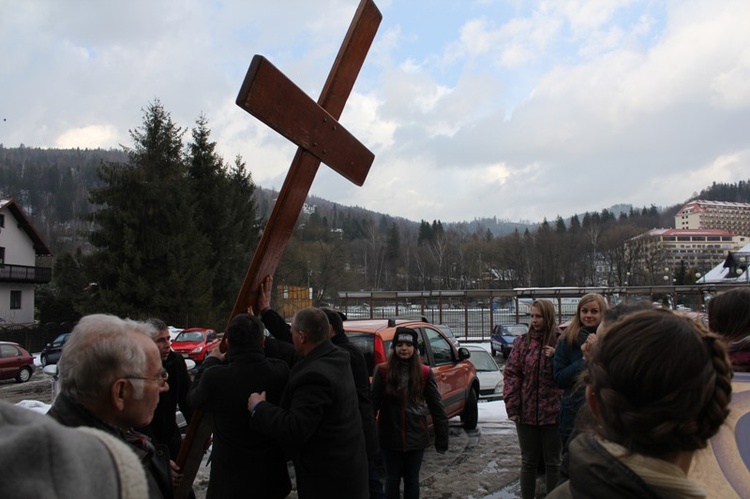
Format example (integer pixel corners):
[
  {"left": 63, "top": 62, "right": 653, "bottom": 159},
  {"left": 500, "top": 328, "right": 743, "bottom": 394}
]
[
  {"left": 0, "top": 321, "right": 73, "bottom": 353},
  {"left": 2, "top": 282, "right": 744, "bottom": 353},
  {"left": 337, "top": 283, "right": 745, "bottom": 343}
]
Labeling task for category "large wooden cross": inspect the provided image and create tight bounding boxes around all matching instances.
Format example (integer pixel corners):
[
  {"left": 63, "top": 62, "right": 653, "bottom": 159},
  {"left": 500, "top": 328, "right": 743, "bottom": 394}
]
[{"left": 175, "top": 1, "right": 381, "bottom": 496}]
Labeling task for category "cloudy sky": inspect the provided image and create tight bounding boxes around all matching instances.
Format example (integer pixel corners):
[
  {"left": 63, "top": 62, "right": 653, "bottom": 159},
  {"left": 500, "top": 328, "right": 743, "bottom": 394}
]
[{"left": 2, "top": 0, "right": 749, "bottom": 224}]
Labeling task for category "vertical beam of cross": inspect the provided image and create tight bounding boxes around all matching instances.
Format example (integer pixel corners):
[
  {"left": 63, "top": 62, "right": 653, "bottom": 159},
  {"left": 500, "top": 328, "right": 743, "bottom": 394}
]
[{"left": 175, "top": 2, "right": 381, "bottom": 496}]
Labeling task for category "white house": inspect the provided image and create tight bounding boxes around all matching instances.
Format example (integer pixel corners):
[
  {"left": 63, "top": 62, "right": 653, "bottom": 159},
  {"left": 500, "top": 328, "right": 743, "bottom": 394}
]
[{"left": 0, "top": 198, "right": 52, "bottom": 324}]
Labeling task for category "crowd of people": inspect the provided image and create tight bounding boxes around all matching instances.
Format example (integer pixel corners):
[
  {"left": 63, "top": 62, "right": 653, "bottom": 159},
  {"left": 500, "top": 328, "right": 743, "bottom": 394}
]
[
  {"left": 503, "top": 291, "right": 744, "bottom": 499},
  {"left": 2, "top": 284, "right": 749, "bottom": 498},
  {"left": 1, "top": 275, "right": 449, "bottom": 499}
]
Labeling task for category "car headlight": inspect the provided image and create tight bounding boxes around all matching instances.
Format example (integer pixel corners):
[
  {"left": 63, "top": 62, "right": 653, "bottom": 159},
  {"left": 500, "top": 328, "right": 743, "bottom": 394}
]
[
  {"left": 191, "top": 346, "right": 204, "bottom": 353},
  {"left": 493, "top": 381, "right": 503, "bottom": 393}
]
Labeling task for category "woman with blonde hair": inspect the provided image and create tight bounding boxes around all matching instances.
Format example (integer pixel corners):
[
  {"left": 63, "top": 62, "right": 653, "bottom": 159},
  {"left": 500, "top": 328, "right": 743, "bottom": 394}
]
[
  {"left": 553, "top": 294, "right": 608, "bottom": 453},
  {"left": 548, "top": 309, "right": 732, "bottom": 498},
  {"left": 503, "top": 299, "right": 563, "bottom": 498}
]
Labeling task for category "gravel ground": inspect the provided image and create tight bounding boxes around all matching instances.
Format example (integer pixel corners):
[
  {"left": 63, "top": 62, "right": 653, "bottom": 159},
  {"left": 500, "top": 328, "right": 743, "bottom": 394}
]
[{"left": 189, "top": 415, "right": 525, "bottom": 499}]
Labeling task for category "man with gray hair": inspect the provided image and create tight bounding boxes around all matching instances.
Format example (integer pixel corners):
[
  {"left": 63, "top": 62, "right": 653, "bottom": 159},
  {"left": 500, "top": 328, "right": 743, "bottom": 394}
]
[
  {"left": 47, "top": 314, "right": 174, "bottom": 499},
  {"left": 248, "top": 307, "right": 368, "bottom": 498},
  {"left": 138, "top": 318, "right": 193, "bottom": 463}
]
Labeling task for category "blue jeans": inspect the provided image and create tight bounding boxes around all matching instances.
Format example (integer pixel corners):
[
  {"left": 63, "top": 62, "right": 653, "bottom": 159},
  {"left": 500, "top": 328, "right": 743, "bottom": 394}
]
[{"left": 382, "top": 448, "right": 424, "bottom": 499}]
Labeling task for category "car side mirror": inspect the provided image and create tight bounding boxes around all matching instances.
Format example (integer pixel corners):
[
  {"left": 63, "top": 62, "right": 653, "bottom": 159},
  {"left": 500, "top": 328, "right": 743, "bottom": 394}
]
[{"left": 458, "top": 347, "right": 471, "bottom": 361}]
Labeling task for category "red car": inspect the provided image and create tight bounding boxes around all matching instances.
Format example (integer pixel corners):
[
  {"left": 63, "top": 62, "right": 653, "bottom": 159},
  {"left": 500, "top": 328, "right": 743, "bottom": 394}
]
[
  {"left": 0, "top": 341, "right": 35, "bottom": 383},
  {"left": 344, "top": 317, "right": 480, "bottom": 429},
  {"left": 170, "top": 328, "right": 220, "bottom": 363}
]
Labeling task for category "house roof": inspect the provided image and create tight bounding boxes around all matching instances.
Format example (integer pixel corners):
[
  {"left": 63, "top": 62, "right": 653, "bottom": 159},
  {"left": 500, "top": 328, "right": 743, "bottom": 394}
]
[
  {"left": 641, "top": 228, "right": 737, "bottom": 238},
  {"left": 0, "top": 198, "right": 52, "bottom": 255},
  {"left": 697, "top": 242, "right": 750, "bottom": 284},
  {"left": 676, "top": 199, "right": 750, "bottom": 216}
]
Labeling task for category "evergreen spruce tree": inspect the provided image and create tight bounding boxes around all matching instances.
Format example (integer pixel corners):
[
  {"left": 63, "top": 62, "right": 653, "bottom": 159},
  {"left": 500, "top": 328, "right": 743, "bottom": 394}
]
[
  {"left": 186, "top": 117, "right": 259, "bottom": 320},
  {"left": 85, "top": 100, "right": 212, "bottom": 321}
]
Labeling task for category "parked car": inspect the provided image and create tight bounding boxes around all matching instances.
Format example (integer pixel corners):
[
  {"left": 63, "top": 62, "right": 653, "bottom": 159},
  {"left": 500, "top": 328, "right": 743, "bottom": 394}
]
[
  {"left": 40, "top": 332, "right": 71, "bottom": 366},
  {"left": 344, "top": 317, "right": 480, "bottom": 429},
  {"left": 0, "top": 341, "right": 35, "bottom": 383},
  {"left": 436, "top": 323, "right": 460, "bottom": 347},
  {"left": 167, "top": 326, "right": 184, "bottom": 341},
  {"left": 170, "top": 328, "right": 220, "bottom": 363},
  {"left": 463, "top": 344, "right": 503, "bottom": 401},
  {"left": 490, "top": 323, "right": 528, "bottom": 359}
]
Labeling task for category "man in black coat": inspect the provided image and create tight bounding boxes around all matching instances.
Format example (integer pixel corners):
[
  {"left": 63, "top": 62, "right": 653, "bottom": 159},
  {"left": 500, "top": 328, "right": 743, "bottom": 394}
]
[
  {"left": 138, "top": 318, "right": 193, "bottom": 462},
  {"left": 321, "top": 307, "right": 385, "bottom": 498},
  {"left": 248, "top": 307, "right": 369, "bottom": 499},
  {"left": 188, "top": 313, "right": 290, "bottom": 499}
]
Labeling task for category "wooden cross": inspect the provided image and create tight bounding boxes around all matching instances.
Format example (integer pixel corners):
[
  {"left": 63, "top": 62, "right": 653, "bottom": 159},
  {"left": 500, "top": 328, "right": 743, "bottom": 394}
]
[{"left": 175, "top": 1, "right": 381, "bottom": 496}]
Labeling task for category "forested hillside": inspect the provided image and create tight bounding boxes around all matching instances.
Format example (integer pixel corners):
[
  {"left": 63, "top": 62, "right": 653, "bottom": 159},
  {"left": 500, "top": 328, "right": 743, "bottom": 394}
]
[{"left": 2, "top": 109, "right": 748, "bottom": 328}]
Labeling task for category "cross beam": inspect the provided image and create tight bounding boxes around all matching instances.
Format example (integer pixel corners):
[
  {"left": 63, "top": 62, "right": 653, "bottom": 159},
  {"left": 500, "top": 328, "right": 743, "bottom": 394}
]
[{"left": 228, "top": 0, "right": 381, "bottom": 320}]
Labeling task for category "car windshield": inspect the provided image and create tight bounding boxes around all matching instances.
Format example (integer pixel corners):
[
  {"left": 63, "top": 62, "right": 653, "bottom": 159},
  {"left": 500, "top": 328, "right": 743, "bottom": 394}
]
[
  {"left": 467, "top": 349, "right": 498, "bottom": 371},
  {"left": 438, "top": 325, "right": 455, "bottom": 338},
  {"left": 346, "top": 332, "right": 377, "bottom": 373},
  {"left": 52, "top": 334, "right": 68, "bottom": 346},
  {"left": 505, "top": 325, "right": 528, "bottom": 336},
  {"left": 174, "top": 331, "right": 204, "bottom": 343}
]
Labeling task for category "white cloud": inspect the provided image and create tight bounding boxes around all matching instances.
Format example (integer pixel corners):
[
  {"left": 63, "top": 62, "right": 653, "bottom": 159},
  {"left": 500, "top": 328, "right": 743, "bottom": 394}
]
[
  {"left": 3, "top": 0, "right": 750, "bottom": 224},
  {"left": 55, "top": 125, "right": 119, "bottom": 149}
]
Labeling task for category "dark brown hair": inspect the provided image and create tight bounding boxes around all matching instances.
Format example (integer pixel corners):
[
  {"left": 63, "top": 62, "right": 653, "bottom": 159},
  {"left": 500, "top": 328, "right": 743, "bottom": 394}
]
[
  {"left": 585, "top": 309, "right": 732, "bottom": 458},
  {"left": 384, "top": 338, "right": 425, "bottom": 406},
  {"left": 707, "top": 287, "right": 750, "bottom": 342}
]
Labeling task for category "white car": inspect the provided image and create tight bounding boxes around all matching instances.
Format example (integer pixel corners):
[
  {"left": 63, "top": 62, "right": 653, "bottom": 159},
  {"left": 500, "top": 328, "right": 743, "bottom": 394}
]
[
  {"left": 168, "top": 326, "right": 184, "bottom": 341},
  {"left": 464, "top": 344, "right": 503, "bottom": 402}
]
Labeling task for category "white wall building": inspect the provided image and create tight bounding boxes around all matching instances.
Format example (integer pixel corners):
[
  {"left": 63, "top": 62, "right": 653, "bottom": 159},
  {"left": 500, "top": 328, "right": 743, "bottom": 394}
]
[
  {"left": 626, "top": 228, "right": 748, "bottom": 284},
  {"left": 675, "top": 200, "right": 750, "bottom": 236},
  {"left": 0, "top": 198, "right": 52, "bottom": 324}
]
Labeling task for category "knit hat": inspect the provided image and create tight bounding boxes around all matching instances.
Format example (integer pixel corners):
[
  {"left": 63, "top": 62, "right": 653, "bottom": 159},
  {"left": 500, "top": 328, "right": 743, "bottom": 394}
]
[
  {"left": 392, "top": 327, "right": 418, "bottom": 349},
  {"left": 0, "top": 401, "right": 148, "bottom": 499}
]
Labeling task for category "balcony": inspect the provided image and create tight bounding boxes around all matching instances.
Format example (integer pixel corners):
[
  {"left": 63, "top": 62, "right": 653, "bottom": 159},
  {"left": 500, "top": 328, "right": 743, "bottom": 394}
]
[{"left": 0, "top": 264, "right": 52, "bottom": 284}]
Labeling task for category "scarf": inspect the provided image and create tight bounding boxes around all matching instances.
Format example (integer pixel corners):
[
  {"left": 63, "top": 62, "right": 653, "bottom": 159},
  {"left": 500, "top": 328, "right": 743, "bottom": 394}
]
[{"left": 598, "top": 438, "right": 706, "bottom": 499}]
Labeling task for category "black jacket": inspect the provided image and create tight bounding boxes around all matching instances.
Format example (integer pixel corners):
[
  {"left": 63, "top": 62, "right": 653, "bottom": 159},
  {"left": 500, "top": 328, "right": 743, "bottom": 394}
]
[
  {"left": 261, "top": 308, "right": 380, "bottom": 459},
  {"left": 547, "top": 433, "right": 668, "bottom": 499},
  {"left": 330, "top": 332, "right": 380, "bottom": 460},
  {"left": 260, "top": 308, "right": 298, "bottom": 367},
  {"left": 250, "top": 340, "right": 369, "bottom": 499},
  {"left": 187, "top": 345, "right": 290, "bottom": 499},
  {"left": 371, "top": 362, "right": 449, "bottom": 453},
  {"left": 138, "top": 351, "right": 193, "bottom": 459},
  {"left": 48, "top": 392, "right": 173, "bottom": 499}
]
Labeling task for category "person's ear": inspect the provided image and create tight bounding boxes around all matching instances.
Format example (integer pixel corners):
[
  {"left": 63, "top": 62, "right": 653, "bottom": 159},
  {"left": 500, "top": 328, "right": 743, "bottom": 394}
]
[
  {"left": 586, "top": 384, "right": 601, "bottom": 423},
  {"left": 111, "top": 379, "right": 128, "bottom": 411}
]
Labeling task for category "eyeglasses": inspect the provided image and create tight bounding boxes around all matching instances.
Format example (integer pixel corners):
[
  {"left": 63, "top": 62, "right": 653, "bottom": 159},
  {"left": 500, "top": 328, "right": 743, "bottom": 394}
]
[{"left": 125, "top": 368, "right": 169, "bottom": 386}]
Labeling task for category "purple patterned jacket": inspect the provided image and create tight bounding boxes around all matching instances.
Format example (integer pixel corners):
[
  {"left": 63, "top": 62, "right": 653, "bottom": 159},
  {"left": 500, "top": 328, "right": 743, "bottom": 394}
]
[{"left": 502, "top": 330, "right": 562, "bottom": 426}]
